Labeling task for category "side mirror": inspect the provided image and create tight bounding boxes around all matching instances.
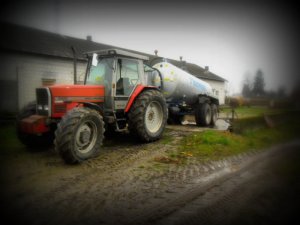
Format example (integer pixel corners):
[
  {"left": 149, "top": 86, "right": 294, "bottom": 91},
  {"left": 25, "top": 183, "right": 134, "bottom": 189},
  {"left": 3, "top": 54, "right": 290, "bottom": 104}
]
[{"left": 92, "top": 53, "right": 98, "bottom": 66}]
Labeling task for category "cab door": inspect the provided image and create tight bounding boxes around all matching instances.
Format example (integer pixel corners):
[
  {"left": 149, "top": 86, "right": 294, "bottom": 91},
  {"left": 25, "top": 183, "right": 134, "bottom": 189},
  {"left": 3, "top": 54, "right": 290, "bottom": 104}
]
[{"left": 114, "top": 58, "right": 141, "bottom": 110}]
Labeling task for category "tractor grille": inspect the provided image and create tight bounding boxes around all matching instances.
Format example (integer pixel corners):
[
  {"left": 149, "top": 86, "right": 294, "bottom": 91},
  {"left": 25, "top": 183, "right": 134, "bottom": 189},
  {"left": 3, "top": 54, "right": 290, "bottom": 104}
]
[
  {"left": 36, "top": 88, "right": 50, "bottom": 116},
  {"left": 54, "top": 104, "right": 66, "bottom": 113}
]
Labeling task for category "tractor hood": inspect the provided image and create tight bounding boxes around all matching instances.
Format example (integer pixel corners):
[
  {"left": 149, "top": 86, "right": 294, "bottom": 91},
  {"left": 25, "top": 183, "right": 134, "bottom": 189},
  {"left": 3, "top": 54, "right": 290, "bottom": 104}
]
[{"left": 49, "top": 85, "right": 105, "bottom": 103}]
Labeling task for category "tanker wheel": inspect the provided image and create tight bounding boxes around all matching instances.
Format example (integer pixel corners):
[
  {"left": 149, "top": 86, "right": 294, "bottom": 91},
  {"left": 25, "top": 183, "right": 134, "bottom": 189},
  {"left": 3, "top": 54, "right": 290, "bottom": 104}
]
[
  {"left": 128, "top": 89, "right": 167, "bottom": 142},
  {"left": 16, "top": 102, "right": 54, "bottom": 149},
  {"left": 210, "top": 104, "right": 218, "bottom": 126},
  {"left": 54, "top": 107, "right": 104, "bottom": 164},
  {"left": 195, "top": 103, "right": 212, "bottom": 126}
]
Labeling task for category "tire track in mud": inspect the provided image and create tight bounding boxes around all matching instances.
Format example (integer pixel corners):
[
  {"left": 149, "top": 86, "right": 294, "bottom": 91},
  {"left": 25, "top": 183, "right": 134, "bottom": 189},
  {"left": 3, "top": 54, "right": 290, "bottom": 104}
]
[
  {"left": 7, "top": 130, "right": 196, "bottom": 224},
  {"left": 9, "top": 143, "right": 256, "bottom": 225},
  {"left": 118, "top": 150, "right": 268, "bottom": 225},
  {"left": 136, "top": 141, "right": 300, "bottom": 225},
  {"left": 12, "top": 138, "right": 178, "bottom": 225},
  {"left": 6, "top": 127, "right": 282, "bottom": 225},
  {"left": 97, "top": 150, "right": 260, "bottom": 225},
  {"left": 153, "top": 168, "right": 258, "bottom": 225}
]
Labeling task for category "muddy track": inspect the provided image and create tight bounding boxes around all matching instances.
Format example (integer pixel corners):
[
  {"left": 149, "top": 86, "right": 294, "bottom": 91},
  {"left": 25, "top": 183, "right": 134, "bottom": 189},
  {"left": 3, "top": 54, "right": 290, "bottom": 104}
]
[
  {"left": 144, "top": 141, "right": 300, "bottom": 225},
  {"left": 48, "top": 130, "right": 183, "bottom": 190},
  {"left": 1, "top": 129, "right": 193, "bottom": 225},
  {"left": 2, "top": 124, "right": 297, "bottom": 225}
]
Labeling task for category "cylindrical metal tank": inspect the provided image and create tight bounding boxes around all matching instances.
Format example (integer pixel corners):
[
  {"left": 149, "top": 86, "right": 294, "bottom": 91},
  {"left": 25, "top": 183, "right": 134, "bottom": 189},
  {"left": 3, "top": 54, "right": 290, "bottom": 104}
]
[{"left": 152, "top": 62, "right": 214, "bottom": 104}]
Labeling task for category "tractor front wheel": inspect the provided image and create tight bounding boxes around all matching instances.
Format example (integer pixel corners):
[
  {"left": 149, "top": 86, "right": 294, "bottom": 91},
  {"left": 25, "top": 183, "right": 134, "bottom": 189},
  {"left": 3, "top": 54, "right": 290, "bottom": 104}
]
[
  {"left": 54, "top": 107, "right": 104, "bottom": 164},
  {"left": 128, "top": 89, "right": 167, "bottom": 142}
]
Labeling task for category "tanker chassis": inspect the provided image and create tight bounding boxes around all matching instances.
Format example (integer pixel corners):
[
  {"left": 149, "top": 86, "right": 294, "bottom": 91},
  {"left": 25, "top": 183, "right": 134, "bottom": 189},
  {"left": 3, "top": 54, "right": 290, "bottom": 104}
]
[{"left": 17, "top": 49, "right": 219, "bottom": 164}]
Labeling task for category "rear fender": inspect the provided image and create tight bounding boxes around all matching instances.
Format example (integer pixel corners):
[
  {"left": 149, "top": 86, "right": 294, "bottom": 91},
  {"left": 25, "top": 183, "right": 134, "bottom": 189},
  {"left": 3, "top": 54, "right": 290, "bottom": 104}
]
[{"left": 124, "top": 85, "right": 159, "bottom": 113}]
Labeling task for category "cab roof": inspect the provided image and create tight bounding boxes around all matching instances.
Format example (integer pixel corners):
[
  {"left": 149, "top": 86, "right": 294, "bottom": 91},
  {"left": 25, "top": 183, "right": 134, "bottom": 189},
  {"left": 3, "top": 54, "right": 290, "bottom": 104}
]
[{"left": 86, "top": 49, "right": 149, "bottom": 61}]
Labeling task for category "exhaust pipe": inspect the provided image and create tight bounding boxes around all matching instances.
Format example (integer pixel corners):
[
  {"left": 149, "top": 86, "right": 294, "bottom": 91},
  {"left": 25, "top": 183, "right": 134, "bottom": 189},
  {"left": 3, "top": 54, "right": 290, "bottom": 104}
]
[{"left": 71, "top": 46, "right": 77, "bottom": 84}]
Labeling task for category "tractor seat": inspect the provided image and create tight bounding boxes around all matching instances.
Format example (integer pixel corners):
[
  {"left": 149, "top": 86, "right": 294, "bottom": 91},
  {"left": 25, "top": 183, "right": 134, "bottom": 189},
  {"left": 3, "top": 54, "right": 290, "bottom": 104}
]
[{"left": 116, "top": 77, "right": 130, "bottom": 95}]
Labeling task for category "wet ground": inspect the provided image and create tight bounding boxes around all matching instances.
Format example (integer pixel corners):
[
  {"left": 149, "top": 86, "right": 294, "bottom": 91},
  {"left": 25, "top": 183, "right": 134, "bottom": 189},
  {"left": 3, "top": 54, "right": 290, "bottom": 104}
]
[
  {"left": 169, "top": 116, "right": 230, "bottom": 131},
  {"left": 153, "top": 140, "right": 300, "bottom": 225},
  {"left": 0, "top": 120, "right": 299, "bottom": 225}
]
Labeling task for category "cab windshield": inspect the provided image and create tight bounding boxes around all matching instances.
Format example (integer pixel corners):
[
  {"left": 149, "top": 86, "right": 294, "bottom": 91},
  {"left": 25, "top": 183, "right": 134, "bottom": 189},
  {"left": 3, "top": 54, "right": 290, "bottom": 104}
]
[{"left": 86, "top": 58, "right": 114, "bottom": 85}]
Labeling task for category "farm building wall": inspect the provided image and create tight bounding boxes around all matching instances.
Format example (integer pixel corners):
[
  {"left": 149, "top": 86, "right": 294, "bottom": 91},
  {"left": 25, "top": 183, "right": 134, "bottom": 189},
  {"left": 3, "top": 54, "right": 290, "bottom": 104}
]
[{"left": 0, "top": 51, "right": 87, "bottom": 112}]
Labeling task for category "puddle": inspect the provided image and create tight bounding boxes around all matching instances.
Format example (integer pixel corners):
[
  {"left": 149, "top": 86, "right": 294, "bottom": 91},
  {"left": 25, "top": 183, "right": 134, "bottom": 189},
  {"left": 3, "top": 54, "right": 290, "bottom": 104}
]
[
  {"left": 214, "top": 119, "right": 231, "bottom": 131},
  {"left": 168, "top": 118, "right": 231, "bottom": 132}
]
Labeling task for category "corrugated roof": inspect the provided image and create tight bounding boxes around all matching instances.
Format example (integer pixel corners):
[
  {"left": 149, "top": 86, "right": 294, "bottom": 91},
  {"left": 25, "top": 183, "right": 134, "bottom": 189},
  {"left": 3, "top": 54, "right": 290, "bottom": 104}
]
[
  {"left": 0, "top": 22, "right": 226, "bottom": 82},
  {"left": 0, "top": 22, "right": 116, "bottom": 59}
]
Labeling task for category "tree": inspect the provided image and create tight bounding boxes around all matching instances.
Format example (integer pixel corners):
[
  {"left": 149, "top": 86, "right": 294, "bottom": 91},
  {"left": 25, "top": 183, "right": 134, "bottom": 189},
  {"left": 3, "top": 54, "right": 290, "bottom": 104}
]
[
  {"left": 241, "top": 73, "right": 252, "bottom": 98},
  {"left": 252, "top": 69, "right": 265, "bottom": 97},
  {"left": 242, "top": 83, "right": 251, "bottom": 97}
]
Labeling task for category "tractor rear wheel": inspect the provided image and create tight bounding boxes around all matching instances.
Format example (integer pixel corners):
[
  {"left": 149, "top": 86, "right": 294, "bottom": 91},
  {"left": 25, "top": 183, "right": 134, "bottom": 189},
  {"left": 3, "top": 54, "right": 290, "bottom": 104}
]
[
  {"left": 16, "top": 102, "right": 54, "bottom": 148},
  {"left": 195, "top": 103, "right": 212, "bottom": 126},
  {"left": 54, "top": 107, "right": 104, "bottom": 164},
  {"left": 128, "top": 89, "right": 167, "bottom": 142}
]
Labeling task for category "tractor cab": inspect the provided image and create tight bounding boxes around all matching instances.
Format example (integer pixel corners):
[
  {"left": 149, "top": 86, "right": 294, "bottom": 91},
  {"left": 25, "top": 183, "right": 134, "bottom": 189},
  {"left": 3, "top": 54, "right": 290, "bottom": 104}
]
[{"left": 85, "top": 49, "right": 149, "bottom": 111}]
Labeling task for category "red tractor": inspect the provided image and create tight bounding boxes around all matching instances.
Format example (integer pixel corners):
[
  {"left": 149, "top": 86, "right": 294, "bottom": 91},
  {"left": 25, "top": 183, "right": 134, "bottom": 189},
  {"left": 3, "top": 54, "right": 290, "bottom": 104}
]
[{"left": 17, "top": 49, "right": 168, "bottom": 164}]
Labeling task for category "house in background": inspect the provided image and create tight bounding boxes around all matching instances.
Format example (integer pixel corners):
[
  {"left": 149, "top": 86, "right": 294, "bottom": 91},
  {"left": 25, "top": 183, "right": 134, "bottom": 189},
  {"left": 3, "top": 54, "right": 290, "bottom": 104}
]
[{"left": 0, "top": 22, "right": 227, "bottom": 114}]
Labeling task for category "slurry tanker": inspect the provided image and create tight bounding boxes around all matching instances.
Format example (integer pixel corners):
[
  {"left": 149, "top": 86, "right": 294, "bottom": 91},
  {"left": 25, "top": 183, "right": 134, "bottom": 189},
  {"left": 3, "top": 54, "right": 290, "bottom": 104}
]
[
  {"left": 150, "top": 61, "right": 218, "bottom": 125},
  {"left": 17, "top": 49, "right": 219, "bottom": 163}
]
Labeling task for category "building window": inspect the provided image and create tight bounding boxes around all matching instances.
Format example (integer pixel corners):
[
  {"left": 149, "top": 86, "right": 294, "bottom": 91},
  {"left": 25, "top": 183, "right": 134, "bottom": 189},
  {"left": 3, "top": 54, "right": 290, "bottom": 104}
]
[
  {"left": 42, "top": 78, "right": 56, "bottom": 86},
  {"left": 216, "top": 90, "right": 219, "bottom": 96}
]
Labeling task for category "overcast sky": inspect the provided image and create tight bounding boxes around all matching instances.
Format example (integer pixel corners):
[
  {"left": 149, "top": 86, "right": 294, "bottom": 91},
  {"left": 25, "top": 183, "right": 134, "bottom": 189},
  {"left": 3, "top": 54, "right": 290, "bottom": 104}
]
[{"left": 1, "top": 0, "right": 299, "bottom": 94}]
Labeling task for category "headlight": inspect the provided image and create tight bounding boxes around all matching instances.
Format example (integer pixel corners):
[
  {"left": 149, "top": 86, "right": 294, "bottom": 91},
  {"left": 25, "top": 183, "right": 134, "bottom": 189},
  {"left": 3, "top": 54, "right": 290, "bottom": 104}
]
[
  {"left": 44, "top": 105, "right": 49, "bottom": 111},
  {"left": 37, "top": 105, "right": 43, "bottom": 110}
]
